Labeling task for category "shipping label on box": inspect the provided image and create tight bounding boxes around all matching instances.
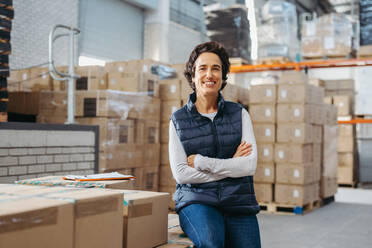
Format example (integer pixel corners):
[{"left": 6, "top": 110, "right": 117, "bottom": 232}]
[
  {"left": 254, "top": 183, "right": 273, "bottom": 203},
  {"left": 250, "top": 104, "right": 276, "bottom": 123},
  {"left": 248, "top": 84, "right": 276, "bottom": 104},
  {"left": 257, "top": 143, "right": 273, "bottom": 162},
  {"left": 274, "top": 143, "right": 313, "bottom": 164},
  {"left": 253, "top": 124, "right": 275, "bottom": 143},
  {"left": 254, "top": 162, "right": 275, "bottom": 183},
  {"left": 277, "top": 123, "right": 313, "bottom": 143}
]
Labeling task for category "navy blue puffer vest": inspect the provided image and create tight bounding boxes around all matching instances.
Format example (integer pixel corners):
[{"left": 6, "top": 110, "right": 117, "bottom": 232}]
[{"left": 171, "top": 92, "right": 260, "bottom": 215}]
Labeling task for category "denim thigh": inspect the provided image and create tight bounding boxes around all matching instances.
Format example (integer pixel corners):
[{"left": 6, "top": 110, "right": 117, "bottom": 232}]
[
  {"left": 225, "top": 214, "right": 261, "bottom": 248},
  {"left": 178, "top": 204, "right": 225, "bottom": 248}
]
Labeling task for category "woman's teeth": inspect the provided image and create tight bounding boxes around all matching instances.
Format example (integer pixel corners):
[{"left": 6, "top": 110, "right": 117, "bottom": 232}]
[{"left": 204, "top": 81, "right": 215, "bottom": 85}]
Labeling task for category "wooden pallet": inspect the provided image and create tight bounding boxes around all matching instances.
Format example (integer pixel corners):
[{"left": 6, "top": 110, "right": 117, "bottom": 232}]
[
  {"left": 0, "top": 112, "right": 7, "bottom": 122},
  {"left": 358, "top": 45, "right": 372, "bottom": 58},
  {"left": 229, "top": 57, "right": 250, "bottom": 66},
  {"left": 259, "top": 200, "right": 320, "bottom": 215},
  {"left": 304, "top": 52, "right": 356, "bottom": 61},
  {"left": 259, "top": 56, "right": 290, "bottom": 65}
]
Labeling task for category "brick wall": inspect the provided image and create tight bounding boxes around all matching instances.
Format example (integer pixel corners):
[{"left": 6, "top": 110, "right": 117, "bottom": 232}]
[{"left": 0, "top": 123, "right": 98, "bottom": 183}]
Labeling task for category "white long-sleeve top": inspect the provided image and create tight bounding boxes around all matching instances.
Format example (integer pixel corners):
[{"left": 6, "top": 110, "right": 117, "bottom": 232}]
[{"left": 168, "top": 108, "right": 257, "bottom": 185}]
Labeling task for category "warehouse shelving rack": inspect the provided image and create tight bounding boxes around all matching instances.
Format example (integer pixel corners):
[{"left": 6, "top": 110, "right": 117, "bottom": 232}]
[{"left": 230, "top": 58, "right": 372, "bottom": 124}]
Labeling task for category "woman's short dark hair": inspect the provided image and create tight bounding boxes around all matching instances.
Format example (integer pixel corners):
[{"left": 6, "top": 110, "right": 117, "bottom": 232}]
[{"left": 184, "top": 41, "right": 230, "bottom": 91}]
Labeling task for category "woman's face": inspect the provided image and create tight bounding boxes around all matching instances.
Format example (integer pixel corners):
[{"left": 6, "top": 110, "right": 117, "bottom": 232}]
[{"left": 192, "top": 52, "right": 223, "bottom": 97}]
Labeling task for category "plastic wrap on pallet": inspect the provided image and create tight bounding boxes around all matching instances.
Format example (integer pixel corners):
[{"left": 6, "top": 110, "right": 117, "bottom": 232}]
[
  {"left": 258, "top": 0, "right": 299, "bottom": 60},
  {"left": 204, "top": 5, "right": 251, "bottom": 61},
  {"left": 360, "top": 24, "right": 372, "bottom": 46}
]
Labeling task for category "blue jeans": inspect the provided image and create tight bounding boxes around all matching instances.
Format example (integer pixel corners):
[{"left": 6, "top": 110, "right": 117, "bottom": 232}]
[{"left": 179, "top": 204, "right": 261, "bottom": 248}]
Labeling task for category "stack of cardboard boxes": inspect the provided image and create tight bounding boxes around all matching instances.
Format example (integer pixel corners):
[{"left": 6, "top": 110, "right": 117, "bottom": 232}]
[
  {"left": 252, "top": 72, "right": 338, "bottom": 207},
  {"left": 323, "top": 79, "right": 357, "bottom": 186},
  {"left": 249, "top": 83, "right": 276, "bottom": 203}
]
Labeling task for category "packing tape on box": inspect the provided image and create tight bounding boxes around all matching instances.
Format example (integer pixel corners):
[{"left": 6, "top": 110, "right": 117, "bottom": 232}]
[
  {"left": 75, "top": 196, "right": 119, "bottom": 218},
  {"left": 125, "top": 202, "right": 153, "bottom": 218}
]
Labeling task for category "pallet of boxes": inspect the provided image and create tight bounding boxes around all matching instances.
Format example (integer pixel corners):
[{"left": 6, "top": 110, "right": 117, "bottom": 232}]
[
  {"left": 252, "top": 71, "right": 338, "bottom": 214},
  {"left": 323, "top": 79, "right": 358, "bottom": 187}
]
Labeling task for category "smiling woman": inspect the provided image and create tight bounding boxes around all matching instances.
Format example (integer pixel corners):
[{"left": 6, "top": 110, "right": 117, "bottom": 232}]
[{"left": 168, "top": 41, "right": 261, "bottom": 248}]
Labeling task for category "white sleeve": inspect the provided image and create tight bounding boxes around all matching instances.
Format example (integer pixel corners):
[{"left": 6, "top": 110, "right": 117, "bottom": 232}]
[
  {"left": 168, "top": 120, "right": 225, "bottom": 184},
  {"left": 193, "top": 108, "right": 258, "bottom": 177}
]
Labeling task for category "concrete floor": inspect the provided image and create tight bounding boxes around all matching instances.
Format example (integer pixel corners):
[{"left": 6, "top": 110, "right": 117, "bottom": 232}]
[{"left": 258, "top": 188, "right": 372, "bottom": 248}]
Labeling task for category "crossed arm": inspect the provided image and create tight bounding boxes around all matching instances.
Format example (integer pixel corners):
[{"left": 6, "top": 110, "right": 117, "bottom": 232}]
[{"left": 168, "top": 109, "right": 258, "bottom": 184}]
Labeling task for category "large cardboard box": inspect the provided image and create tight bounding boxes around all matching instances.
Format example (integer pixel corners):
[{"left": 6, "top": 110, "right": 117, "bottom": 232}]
[
  {"left": 24, "top": 67, "right": 52, "bottom": 91},
  {"left": 339, "top": 124, "right": 354, "bottom": 137},
  {"left": 105, "top": 59, "right": 169, "bottom": 74},
  {"left": 107, "top": 72, "right": 159, "bottom": 97},
  {"left": 75, "top": 66, "right": 107, "bottom": 91},
  {"left": 339, "top": 152, "right": 353, "bottom": 167},
  {"left": 8, "top": 69, "right": 31, "bottom": 91},
  {"left": 248, "top": 84, "right": 276, "bottom": 104},
  {"left": 120, "top": 190, "right": 170, "bottom": 248},
  {"left": 159, "top": 79, "right": 181, "bottom": 100},
  {"left": 0, "top": 195, "right": 74, "bottom": 248},
  {"left": 143, "top": 144, "right": 161, "bottom": 167},
  {"left": 142, "top": 166, "right": 159, "bottom": 191},
  {"left": 277, "top": 84, "right": 324, "bottom": 104},
  {"left": 320, "top": 176, "right": 338, "bottom": 198},
  {"left": 161, "top": 100, "right": 182, "bottom": 122},
  {"left": 313, "top": 143, "right": 322, "bottom": 167},
  {"left": 276, "top": 104, "right": 313, "bottom": 123},
  {"left": 275, "top": 183, "right": 319, "bottom": 206},
  {"left": 254, "top": 183, "right": 273, "bottom": 203},
  {"left": 313, "top": 124, "right": 323, "bottom": 144},
  {"left": 75, "top": 91, "right": 160, "bottom": 121},
  {"left": 15, "top": 176, "right": 135, "bottom": 189},
  {"left": 274, "top": 143, "right": 313, "bottom": 164},
  {"left": 222, "top": 83, "right": 239, "bottom": 102},
  {"left": 100, "top": 144, "right": 144, "bottom": 171},
  {"left": 301, "top": 36, "right": 323, "bottom": 57},
  {"left": 249, "top": 104, "right": 276, "bottom": 123},
  {"left": 257, "top": 143, "right": 274, "bottom": 162},
  {"left": 275, "top": 163, "right": 320, "bottom": 185},
  {"left": 253, "top": 124, "right": 276, "bottom": 143},
  {"left": 279, "top": 71, "right": 308, "bottom": 84},
  {"left": 338, "top": 164, "right": 354, "bottom": 184},
  {"left": 338, "top": 136, "right": 354, "bottom": 152},
  {"left": 144, "top": 120, "right": 160, "bottom": 144},
  {"left": 277, "top": 123, "right": 313, "bottom": 143},
  {"left": 254, "top": 162, "right": 275, "bottom": 183},
  {"left": 324, "top": 79, "right": 354, "bottom": 91},
  {"left": 324, "top": 104, "right": 338, "bottom": 125},
  {"left": 333, "top": 95, "right": 351, "bottom": 116}
]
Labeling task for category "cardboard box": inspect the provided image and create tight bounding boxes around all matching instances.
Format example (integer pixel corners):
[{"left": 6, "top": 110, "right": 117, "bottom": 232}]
[
  {"left": 0, "top": 195, "right": 74, "bottom": 248},
  {"left": 279, "top": 71, "right": 308, "bottom": 84},
  {"left": 249, "top": 104, "right": 276, "bottom": 123},
  {"left": 222, "top": 84, "right": 239, "bottom": 102},
  {"left": 115, "top": 167, "right": 144, "bottom": 189},
  {"left": 324, "top": 104, "right": 338, "bottom": 125},
  {"left": 313, "top": 143, "right": 322, "bottom": 167},
  {"left": 254, "top": 183, "right": 273, "bottom": 203},
  {"left": 301, "top": 36, "right": 323, "bottom": 57},
  {"left": 277, "top": 84, "right": 324, "bottom": 104},
  {"left": 276, "top": 104, "right": 313, "bottom": 123},
  {"left": 142, "top": 166, "right": 159, "bottom": 191},
  {"left": 257, "top": 143, "right": 274, "bottom": 162},
  {"left": 15, "top": 176, "right": 136, "bottom": 189},
  {"left": 24, "top": 67, "right": 52, "bottom": 91},
  {"left": 161, "top": 143, "right": 169, "bottom": 165},
  {"left": 339, "top": 124, "right": 354, "bottom": 137},
  {"left": 75, "top": 91, "right": 160, "bottom": 121},
  {"left": 76, "top": 117, "right": 140, "bottom": 150},
  {"left": 248, "top": 84, "right": 276, "bottom": 104},
  {"left": 75, "top": 66, "right": 107, "bottom": 91},
  {"left": 144, "top": 120, "right": 160, "bottom": 144},
  {"left": 100, "top": 144, "right": 144, "bottom": 171},
  {"left": 313, "top": 124, "right": 322, "bottom": 143},
  {"left": 338, "top": 164, "right": 354, "bottom": 184},
  {"left": 275, "top": 183, "right": 319, "bottom": 206},
  {"left": 120, "top": 190, "right": 170, "bottom": 248},
  {"left": 161, "top": 100, "right": 182, "bottom": 122},
  {"left": 324, "top": 79, "right": 354, "bottom": 91},
  {"left": 320, "top": 176, "right": 338, "bottom": 198},
  {"left": 181, "top": 79, "right": 193, "bottom": 102},
  {"left": 253, "top": 124, "right": 275, "bottom": 143},
  {"left": 277, "top": 123, "right": 313, "bottom": 143},
  {"left": 159, "top": 164, "right": 176, "bottom": 187},
  {"left": 254, "top": 162, "right": 275, "bottom": 183},
  {"left": 338, "top": 136, "right": 354, "bottom": 152},
  {"left": 237, "top": 86, "right": 250, "bottom": 106},
  {"left": 322, "top": 125, "right": 338, "bottom": 178},
  {"left": 105, "top": 59, "right": 169, "bottom": 74},
  {"left": 324, "top": 96, "right": 332, "bottom": 104},
  {"left": 333, "top": 95, "right": 351, "bottom": 116},
  {"left": 107, "top": 72, "right": 159, "bottom": 97},
  {"left": 274, "top": 143, "right": 313, "bottom": 164},
  {"left": 159, "top": 79, "right": 181, "bottom": 100},
  {"left": 339, "top": 152, "right": 353, "bottom": 167},
  {"left": 309, "top": 78, "right": 325, "bottom": 87},
  {"left": 275, "top": 163, "right": 319, "bottom": 185}
]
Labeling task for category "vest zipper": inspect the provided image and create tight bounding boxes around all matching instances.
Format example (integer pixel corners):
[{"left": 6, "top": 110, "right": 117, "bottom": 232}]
[{"left": 211, "top": 120, "right": 220, "bottom": 156}]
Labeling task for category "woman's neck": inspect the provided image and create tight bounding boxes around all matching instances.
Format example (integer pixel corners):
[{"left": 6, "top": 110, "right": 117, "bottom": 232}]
[{"left": 195, "top": 92, "right": 218, "bottom": 114}]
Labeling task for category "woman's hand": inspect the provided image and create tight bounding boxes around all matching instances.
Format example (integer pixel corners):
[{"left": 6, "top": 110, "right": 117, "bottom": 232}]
[
  {"left": 187, "top": 154, "right": 196, "bottom": 168},
  {"left": 233, "top": 141, "right": 252, "bottom": 158}
]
